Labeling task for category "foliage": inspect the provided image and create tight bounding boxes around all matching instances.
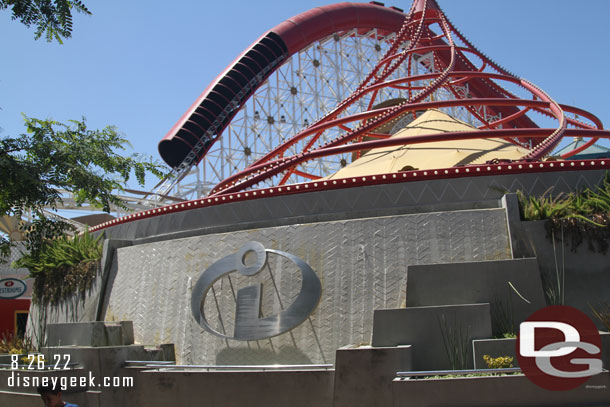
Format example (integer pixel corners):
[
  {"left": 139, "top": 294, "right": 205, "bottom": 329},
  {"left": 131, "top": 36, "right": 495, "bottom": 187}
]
[
  {"left": 0, "top": 116, "right": 165, "bottom": 259},
  {"left": 0, "top": 0, "right": 90, "bottom": 43},
  {"left": 438, "top": 315, "right": 470, "bottom": 370},
  {"left": 517, "top": 188, "right": 572, "bottom": 221},
  {"left": 13, "top": 230, "right": 103, "bottom": 304},
  {"left": 483, "top": 354, "right": 513, "bottom": 369},
  {"left": 0, "top": 332, "right": 35, "bottom": 354},
  {"left": 518, "top": 172, "right": 610, "bottom": 253},
  {"left": 491, "top": 296, "right": 514, "bottom": 338},
  {"left": 491, "top": 283, "right": 531, "bottom": 337},
  {"left": 590, "top": 302, "right": 610, "bottom": 332},
  {"left": 542, "top": 230, "right": 566, "bottom": 306}
]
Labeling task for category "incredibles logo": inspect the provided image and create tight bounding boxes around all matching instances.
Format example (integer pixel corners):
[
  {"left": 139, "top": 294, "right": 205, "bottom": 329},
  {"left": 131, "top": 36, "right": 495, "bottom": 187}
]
[{"left": 191, "top": 241, "right": 322, "bottom": 341}]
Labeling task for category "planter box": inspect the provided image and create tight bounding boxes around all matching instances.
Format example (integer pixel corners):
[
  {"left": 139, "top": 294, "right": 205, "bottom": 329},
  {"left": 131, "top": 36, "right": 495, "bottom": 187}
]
[
  {"left": 393, "top": 371, "right": 610, "bottom": 407},
  {"left": 504, "top": 194, "right": 610, "bottom": 328}
]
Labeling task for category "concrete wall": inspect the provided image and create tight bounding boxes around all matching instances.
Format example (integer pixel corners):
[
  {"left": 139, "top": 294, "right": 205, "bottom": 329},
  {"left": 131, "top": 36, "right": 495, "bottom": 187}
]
[
  {"left": 405, "top": 258, "right": 546, "bottom": 335},
  {"left": 372, "top": 304, "right": 492, "bottom": 370},
  {"left": 102, "top": 209, "right": 510, "bottom": 365},
  {"left": 0, "top": 368, "right": 99, "bottom": 406},
  {"left": 119, "top": 368, "right": 334, "bottom": 407},
  {"left": 392, "top": 371, "right": 610, "bottom": 407},
  {"left": 505, "top": 193, "right": 610, "bottom": 328},
  {"left": 333, "top": 345, "right": 412, "bottom": 407},
  {"left": 97, "top": 169, "right": 608, "bottom": 242}
]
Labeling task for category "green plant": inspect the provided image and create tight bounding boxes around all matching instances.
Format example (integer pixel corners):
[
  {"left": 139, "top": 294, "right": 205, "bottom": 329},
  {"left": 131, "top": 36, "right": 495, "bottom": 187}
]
[
  {"left": 0, "top": 333, "right": 36, "bottom": 354},
  {"left": 518, "top": 172, "right": 610, "bottom": 253},
  {"left": 1, "top": 116, "right": 165, "bottom": 260},
  {"left": 13, "top": 230, "right": 104, "bottom": 304},
  {"left": 491, "top": 294, "right": 514, "bottom": 338},
  {"left": 1, "top": 0, "right": 91, "bottom": 43},
  {"left": 438, "top": 315, "right": 470, "bottom": 370},
  {"left": 542, "top": 229, "right": 566, "bottom": 306},
  {"left": 590, "top": 302, "right": 610, "bottom": 332},
  {"left": 517, "top": 189, "right": 572, "bottom": 221},
  {"left": 491, "top": 282, "right": 531, "bottom": 338},
  {"left": 482, "top": 354, "right": 513, "bottom": 369}
]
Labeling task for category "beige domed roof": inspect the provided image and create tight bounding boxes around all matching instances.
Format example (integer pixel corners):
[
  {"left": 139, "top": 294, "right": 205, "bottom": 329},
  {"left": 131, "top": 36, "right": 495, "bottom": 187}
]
[{"left": 326, "top": 109, "right": 529, "bottom": 179}]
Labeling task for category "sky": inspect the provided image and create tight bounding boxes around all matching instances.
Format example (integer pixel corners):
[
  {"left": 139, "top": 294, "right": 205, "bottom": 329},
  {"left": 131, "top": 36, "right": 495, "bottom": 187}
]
[{"left": 1, "top": 0, "right": 609, "bottom": 193}]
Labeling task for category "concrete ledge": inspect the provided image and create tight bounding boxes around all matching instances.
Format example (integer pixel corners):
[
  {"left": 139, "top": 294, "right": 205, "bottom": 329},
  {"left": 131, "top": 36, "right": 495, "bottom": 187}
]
[
  {"left": 333, "top": 345, "right": 412, "bottom": 407},
  {"left": 47, "top": 321, "right": 134, "bottom": 347},
  {"left": 0, "top": 367, "right": 90, "bottom": 394},
  {"left": 41, "top": 344, "right": 175, "bottom": 382},
  {"left": 392, "top": 371, "right": 610, "bottom": 407},
  {"left": 372, "top": 304, "right": 492, "bottom": 370},
  {"left": 121, "top": 369, "right": 334, "bottom": 407}
]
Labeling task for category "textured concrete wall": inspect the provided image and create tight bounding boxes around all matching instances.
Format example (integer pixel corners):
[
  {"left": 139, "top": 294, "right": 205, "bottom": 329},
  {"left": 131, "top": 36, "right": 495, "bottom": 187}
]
[
  {"left": 97, "top": 169, "right": 608, "bottom": 243},
  {"left": 102, "top": 208, "right": 511, "bottom": 365}
]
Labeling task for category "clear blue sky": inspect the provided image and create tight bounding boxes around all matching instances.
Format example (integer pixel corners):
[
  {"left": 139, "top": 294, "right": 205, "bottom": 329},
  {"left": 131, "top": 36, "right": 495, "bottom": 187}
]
[{"left": 2, "top": 0, "right": 609, "bottom": 191}]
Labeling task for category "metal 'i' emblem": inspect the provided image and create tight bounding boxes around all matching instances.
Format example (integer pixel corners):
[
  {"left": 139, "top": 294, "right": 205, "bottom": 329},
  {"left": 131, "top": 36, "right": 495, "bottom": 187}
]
[{"left": 191, "top": 241, "right": 322, "bottom": 341}]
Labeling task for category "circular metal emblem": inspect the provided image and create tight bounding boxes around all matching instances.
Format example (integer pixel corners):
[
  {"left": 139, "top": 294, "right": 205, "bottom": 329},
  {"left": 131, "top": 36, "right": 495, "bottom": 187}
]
[{"left": 191, "top": 241, "right": 322, "bottom": 341}]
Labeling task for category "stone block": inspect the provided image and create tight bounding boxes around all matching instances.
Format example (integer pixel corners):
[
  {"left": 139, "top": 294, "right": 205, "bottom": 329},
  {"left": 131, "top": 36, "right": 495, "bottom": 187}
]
[
  {"left": 333, "top": 345, "right": 412, "bottom": 407},
  {"left": 372, "top": 304, "right": 492, "bottom": 370},
  {"left": 47, "top": 321, "right": 133, "bottom": 347},
  {"left": 406, "top": 258, "right": 546, "bottom": 336}
]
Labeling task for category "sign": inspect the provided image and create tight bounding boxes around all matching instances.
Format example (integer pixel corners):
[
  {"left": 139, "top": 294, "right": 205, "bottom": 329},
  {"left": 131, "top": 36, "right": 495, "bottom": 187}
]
[
  {"left": 517, "top": 305, "right": 602, "bottom": 391},
  {"left": 191, "top": 241, "right": 322, "bottom": 341},
  {"left": 0, "top": 278, "right": 27, "bottom": 299}
]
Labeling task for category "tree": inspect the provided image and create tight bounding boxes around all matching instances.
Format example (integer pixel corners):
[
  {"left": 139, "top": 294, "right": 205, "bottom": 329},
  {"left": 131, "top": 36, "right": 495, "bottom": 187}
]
[
  {"left": 0, "top": 0, "right": 90, "bottom": 43},
  {"left": 0, "top": 116, "right": 166, "bottom": 259}
]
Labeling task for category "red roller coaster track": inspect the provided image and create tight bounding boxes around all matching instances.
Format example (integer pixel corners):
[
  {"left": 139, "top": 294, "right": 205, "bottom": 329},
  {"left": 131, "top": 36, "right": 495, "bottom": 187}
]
[
  {"left": 158, "top": 0, "right": 609, "bottom": 198},
  {"left": 87, "top": 0, "right": 610, "bottom": 233}
]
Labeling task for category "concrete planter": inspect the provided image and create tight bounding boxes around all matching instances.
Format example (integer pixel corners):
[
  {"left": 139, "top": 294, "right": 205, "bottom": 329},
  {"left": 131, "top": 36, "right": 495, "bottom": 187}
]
[
  {"left": 505, "top": 194, "right": 610, "bottom": 328},
  {"left": 393, "top": 371, "right": 610, "bottom": 407}
]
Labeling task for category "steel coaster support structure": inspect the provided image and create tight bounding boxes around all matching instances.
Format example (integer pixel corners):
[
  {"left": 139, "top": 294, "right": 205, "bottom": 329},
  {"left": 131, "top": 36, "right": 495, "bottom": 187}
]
[{"left": 157, "top": 0, "right": 606, "bottom": 200}]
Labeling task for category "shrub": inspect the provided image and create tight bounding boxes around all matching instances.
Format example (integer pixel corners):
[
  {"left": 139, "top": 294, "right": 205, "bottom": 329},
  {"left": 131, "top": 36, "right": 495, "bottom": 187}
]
[
  {"left": 590, "top": 302, "right": 610, "bottom": 332},
  {"left": 483, "top": 354, "right": 513, "bottom": 369},
  {"left": 0, "top": 333, "right": 35, "bottom": 354},
  {"left": 518, "top": 172, "right": 610, "bottom": 252},
  {"left": 13, "top": 230, "right": 103, "bottom": 304}
]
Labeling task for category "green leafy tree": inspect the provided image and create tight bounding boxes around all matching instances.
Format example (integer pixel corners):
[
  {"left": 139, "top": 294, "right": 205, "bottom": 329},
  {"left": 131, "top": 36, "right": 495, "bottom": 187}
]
[
  {"left": 0, "top": 116, "right": 166, "bottom": 259},
  {"left": 0, "top": 0, "right": 90, "bottom": 43}
]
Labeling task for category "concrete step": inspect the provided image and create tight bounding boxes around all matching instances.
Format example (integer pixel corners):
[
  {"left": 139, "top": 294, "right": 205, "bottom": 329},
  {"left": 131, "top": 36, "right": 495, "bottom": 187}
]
[
  {"left": 47, "top": 321, "right": 134, "bottom": 347},
  {"left": 371, "top": 303, "right": 492, "bottom": 370},
  {"left": 405, "top": 257, "right": 546, "bottom": 336}
]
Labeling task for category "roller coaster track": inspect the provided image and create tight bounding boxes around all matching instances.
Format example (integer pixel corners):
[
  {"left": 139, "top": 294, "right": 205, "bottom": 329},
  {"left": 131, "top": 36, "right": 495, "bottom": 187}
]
[{"left": 154, "top": 0, "right": 607, "bottom": 199}]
